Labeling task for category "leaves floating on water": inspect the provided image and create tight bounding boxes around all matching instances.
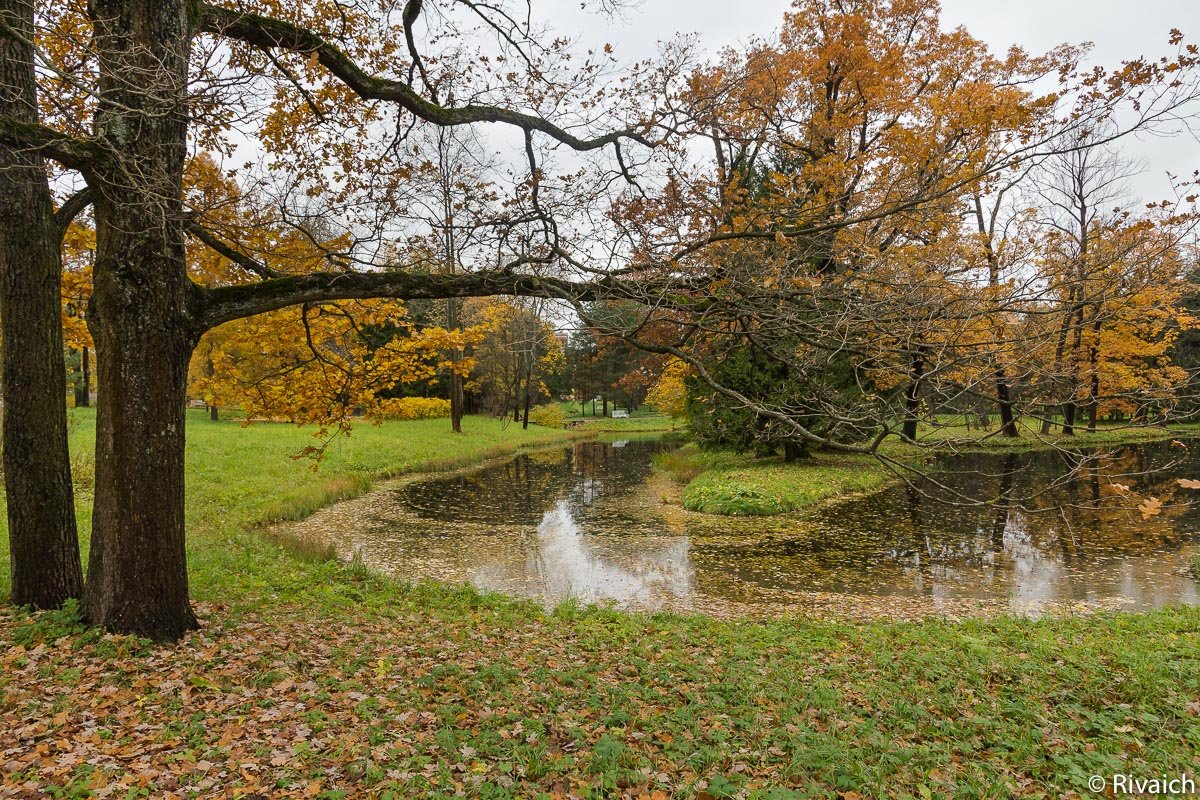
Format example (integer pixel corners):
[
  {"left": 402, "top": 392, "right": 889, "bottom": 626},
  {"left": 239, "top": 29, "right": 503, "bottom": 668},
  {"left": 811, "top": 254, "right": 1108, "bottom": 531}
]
[{"left": 1138, "top": 496, "right": 1164, "bottom": 519}]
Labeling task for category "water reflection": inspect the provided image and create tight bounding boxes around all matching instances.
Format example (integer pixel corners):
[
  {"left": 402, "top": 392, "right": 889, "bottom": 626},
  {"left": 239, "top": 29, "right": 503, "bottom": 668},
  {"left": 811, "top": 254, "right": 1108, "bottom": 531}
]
[
  {"left": 470, "top": 500, "right": 693, "bottom": 607},
  {"left": 289, "top": 438, "right": 1200, "bottom": 619}
]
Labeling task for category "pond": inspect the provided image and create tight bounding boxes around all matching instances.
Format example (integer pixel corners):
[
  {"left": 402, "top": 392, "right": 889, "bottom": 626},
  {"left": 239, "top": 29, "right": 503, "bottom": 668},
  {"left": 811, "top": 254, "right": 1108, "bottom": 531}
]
[{"left": 286, "top": 437, "right": 1200, "bottom": 620}]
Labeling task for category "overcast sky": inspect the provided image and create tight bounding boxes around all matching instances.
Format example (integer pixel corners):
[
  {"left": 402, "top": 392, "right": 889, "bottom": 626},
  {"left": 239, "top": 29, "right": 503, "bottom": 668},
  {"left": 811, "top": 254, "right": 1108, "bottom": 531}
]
[{"left": 535, "top": 0, "right": 1200, "bottom": 201}]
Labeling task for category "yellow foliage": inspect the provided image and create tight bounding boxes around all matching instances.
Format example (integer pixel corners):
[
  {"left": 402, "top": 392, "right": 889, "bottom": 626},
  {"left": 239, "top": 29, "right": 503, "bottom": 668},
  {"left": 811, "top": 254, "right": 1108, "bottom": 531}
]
[
  {"left": 646, "top": 358, "right": 691, "bottom": 419},
  {"left": 528, "top": 403, "right": 567, "bottom": 428},
  {"left": 378, "top": 397, "right": 452, "bottom": 420}
]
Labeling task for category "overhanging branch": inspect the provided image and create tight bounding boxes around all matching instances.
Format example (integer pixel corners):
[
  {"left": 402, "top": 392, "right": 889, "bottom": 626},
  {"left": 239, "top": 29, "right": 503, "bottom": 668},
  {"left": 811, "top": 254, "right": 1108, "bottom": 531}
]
[
  {"left": 0, "top": 115, "right": 104, "bottom": 173},
  {"left": 200, "top": 268, "right": 620, "bottom": 330},
  {"left": 197, "top": 3, "right": 652, "bottom": 152}
]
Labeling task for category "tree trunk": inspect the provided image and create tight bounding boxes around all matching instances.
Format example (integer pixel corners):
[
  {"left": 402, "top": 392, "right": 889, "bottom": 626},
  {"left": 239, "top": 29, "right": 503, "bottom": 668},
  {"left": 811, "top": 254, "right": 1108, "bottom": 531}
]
[
  {"left": 85, "top": 295, "right": 199, "bottom": 639},
  {"left": 0, "top": 0, "right": 84, "bottom": 609},
  {"left": 521, "top": 351, "right": 533, "bottom": 429},
  {"left": 995, "top": 366, "right": 1017, "bottom": 438},
  {"left": 1043, "top": 283, "right": 1080, "bottom": 435},
  {"left": 902, "top": 347, "right": 925, "bottom": 441},
  {"left": 1085, "top": 312, "right": 1103, "bottom": 433},
  {"left": 447, "top": 299, "right": 463, "bottom": 433},
  {"left": 208, "top": 404, "right": 218, "bottom": 422},
  {"left": 82, "top": 0, "right": 200, "bottom": 639},
  {"left": 74, "top": 346, "right": 91, "bottom": 408},
  {"left": 972, "top": 194, "right": 1018, "bottom": 438},
  {"left": 1061, "top": 401, "right": 1076, "bottom": 436}
]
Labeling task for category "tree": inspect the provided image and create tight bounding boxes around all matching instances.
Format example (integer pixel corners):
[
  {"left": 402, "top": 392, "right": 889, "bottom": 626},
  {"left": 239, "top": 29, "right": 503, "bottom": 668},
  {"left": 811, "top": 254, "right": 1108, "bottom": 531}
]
[
  {"left": 61, "top": 220, "right": 95, "bottom": 408},
  {"left": 579, "top": 0, "right": 1199, "bottom": 460},
  {"left": 465, "top": 298, "right": 562, "bottom": 425},
  {"left": 645, "top": 357, "right": 689, "bottom": 419},
  {"left": 0, "top": 0, "right": 85, "bottom": 608},
  {"left": 0, "top": 0, "right": 656, "bottom": 637}
]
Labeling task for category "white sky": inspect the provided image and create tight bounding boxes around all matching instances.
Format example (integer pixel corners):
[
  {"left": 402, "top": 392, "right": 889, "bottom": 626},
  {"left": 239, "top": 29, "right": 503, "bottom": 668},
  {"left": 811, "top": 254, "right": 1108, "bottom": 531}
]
[{"left": 535, "top": 0, "right": 1200, "bottom": 201}]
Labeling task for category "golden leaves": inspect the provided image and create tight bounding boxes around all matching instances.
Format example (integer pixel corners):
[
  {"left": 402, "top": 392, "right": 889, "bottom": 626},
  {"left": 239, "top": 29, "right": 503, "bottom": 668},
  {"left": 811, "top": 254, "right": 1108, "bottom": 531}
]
[{"left": 1138, "top": 495, "right": 1163, "bottom": 519}]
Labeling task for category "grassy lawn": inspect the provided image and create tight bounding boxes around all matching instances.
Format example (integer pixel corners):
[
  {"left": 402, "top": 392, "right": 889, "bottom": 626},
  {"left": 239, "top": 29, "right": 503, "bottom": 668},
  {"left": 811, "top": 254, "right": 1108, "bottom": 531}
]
[
  {"left": 0, "top": 409, "right": 581, "bottom": 592},
  {"left": 567, "top": 415, "right": 685, "bottom": 434},
  {"left": 561, "top": 402, "right": 684, "bottom": 433},
  {"left": 886, "top": 417, "right": 1200, "bottom": 455},
  {"left": 655, "top": 446, "right": 893, "bottom": 516},
  {"left": 2, "top": 410, "right": 1200, "bottom": 797}
]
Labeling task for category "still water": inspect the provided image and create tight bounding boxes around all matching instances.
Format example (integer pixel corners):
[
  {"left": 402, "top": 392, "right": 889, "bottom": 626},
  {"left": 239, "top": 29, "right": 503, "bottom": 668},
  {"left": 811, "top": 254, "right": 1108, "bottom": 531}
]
[{"left": 288, "top": 438, "right": 1200, "bottom": 619}]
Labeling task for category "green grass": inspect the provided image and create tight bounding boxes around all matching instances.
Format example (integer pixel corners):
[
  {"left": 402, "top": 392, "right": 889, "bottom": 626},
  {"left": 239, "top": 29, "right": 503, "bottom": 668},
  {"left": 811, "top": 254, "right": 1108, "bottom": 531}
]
[
  {"left": 657, "top": 445, "right": 893, "bottom": 515},
  {"left": 885, "top": 417, "right": 1200, "bottom": 455},
  {"left": 0, "top": 408, "right": 581, "bottom": 591},
  {"left": 567, "top": 414, "right": 685, "bottom": 433},
  {"left": 2, "top": 409, "right": 1200, "bottom": 797}
]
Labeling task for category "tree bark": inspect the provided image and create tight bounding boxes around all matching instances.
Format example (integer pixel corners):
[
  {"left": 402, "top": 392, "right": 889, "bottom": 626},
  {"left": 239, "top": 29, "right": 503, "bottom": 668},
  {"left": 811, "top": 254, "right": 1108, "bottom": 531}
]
[
  {"left": 521, "top": 354, "right": 533, "bottom": 430},
  {"left": 81, "top": 0, "right": 200, "bottom": 639},
  {"left": 0, "top": 0, "right": 84, "bottom": 609}
]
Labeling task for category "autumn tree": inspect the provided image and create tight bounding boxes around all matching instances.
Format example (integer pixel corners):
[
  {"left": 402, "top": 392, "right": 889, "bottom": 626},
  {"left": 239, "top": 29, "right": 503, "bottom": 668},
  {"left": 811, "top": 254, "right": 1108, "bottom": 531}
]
[
  {"left": 466, "top": 298, "right": 562, "bottom": 426},
  {"left": 0, "top": 0, "right": 657, "bottom": 637},
  {"left": 576, "top": 0, "right": 1199, "bottom": 460},
  {"left": 0, "top": 0, "right": 88, "bottom": 608}
]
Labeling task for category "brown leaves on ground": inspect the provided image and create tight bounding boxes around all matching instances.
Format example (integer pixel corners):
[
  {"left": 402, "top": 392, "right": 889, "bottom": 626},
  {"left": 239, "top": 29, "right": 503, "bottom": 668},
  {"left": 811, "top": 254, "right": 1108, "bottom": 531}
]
[{"left": 0, "top": 601, "right": 765, "bottom": 799}]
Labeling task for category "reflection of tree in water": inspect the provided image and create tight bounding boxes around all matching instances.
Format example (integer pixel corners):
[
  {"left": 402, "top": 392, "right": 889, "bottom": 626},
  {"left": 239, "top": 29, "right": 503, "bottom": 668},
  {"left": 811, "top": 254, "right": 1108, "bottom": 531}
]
[
  {"left": 389, "top": 440, "right": 672, "bottom": 524},
  {"left": 688, "top": 441, "right": 1200, "bottom": 606},
  {"left": 309, "top": 437, "right": 1197, "bottom": 613},
  {"left": 474, "top": 501, "right": 693, "bottom": 607}
]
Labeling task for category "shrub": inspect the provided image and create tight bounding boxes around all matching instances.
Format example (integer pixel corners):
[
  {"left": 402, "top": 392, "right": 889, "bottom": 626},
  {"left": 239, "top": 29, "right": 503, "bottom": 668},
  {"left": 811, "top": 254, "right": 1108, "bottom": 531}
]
[
  {"left": 379, "top": 397, "right": 452, "bottom": 420},
  {"left": 528, "top": 403, "right": 567, "bottom": 428}
]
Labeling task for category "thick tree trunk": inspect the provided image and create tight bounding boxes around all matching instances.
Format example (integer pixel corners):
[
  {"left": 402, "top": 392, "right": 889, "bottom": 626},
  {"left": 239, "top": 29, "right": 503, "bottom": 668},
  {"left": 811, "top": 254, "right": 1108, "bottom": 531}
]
[
  {"left": 82, "top": 0, "right": 200, "bottom": 639},
  {"left": 208, "top": 404, "right": 218, "bottom": 422},
  {"left": 85, "top": 295, "right": 199, "bottom": 637},
  {"left": 0, "top": 0, "right": 84, "bottom": 609}
]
